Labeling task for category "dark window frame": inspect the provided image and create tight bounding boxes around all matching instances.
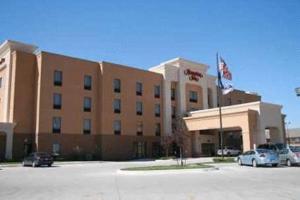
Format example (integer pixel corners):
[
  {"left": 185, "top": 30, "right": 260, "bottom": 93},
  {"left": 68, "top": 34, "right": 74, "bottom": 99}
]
[
  {"left": 84, "top": 75, "right": 92, "bottom": 90},
  {"left": 189, "top": 91, "right": 198, "bottom": 103},
  {"left": 52, "top": 117, "right": 61, "bottom": 134},
  {"left": 84, "top": 97, "right": 92, "bottom": 112},
  {"left": 136, "top": 101, "right": 143, "bottom": 115},
  {"left": 114, "top": 79, "right": 121, "bottom": 93},
  {"left": 155, "top": 104, "right": 160, "bottom": 117},
  {"left": 53, "top": 93, "right": 62, "bottom": 110},
  {"left": 54, "top": 70, "right": 62, "bottom": 86},
  {"left": 114, "top": 99, "right": 121, "bottom": 114},
  {"left": 171, "top": 88, "right": 176, "bottom": 101},
  {"left": 83, "top": 119, "right": 91, "bottom": 135},
  {"left": 154, "top": 85, "right": 160, "bottom": 98},
  {"left": 136, "top": 82, "right": 143, "bottom": 96},
  {"left": 114, "top": 120, "right": 121, "bottom": 135}
]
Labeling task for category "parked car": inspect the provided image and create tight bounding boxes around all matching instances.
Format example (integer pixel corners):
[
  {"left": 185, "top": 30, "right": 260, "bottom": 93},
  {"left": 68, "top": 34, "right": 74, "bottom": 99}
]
[
  {"left": 237, "top": 149, "right": 279, "bottom": 167},
  {"left": 22, "top": 152, "right": 53, "bottom": 167},
  {"left": 217, "top": 147, "right": 241, "bottom": 156},
  {"left": 257, "top": 144, "right": 279, "bottom": 152},
  {"left": 279, "top": 146, "right": 300, "bottom": 167}
]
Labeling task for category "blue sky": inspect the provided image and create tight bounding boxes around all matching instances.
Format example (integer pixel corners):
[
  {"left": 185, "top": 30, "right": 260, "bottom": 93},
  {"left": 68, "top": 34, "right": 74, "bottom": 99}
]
[{"left": 1, "top": 0, "right": 299, "bottom": 127}]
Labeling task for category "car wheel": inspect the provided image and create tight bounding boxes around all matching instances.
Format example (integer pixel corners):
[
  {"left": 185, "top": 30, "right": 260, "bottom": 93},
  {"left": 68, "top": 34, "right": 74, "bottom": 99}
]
[
  {"left": 252, "top": 159, "right": 257, "bottom": 167},
  {"left": 286, "top": 159, "right": 292, "bottom": 167},
  {"left": 238, "top": 158, "right": 242, "bottom": 166},
  {"left": 32, "top": 161, "right": 38, "bottom": 168}
]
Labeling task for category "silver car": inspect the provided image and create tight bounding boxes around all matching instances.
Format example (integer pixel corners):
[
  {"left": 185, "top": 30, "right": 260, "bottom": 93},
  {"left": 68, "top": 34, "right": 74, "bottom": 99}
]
[
  {"left": 279, "top": 146, "right": 300, "bottom": 167},
  {"left": 237, "top": 149, "right": 279, "bottom": 167}
]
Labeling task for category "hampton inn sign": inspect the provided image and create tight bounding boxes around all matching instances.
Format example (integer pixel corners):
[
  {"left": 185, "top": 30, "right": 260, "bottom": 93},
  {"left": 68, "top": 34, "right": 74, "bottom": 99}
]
[{"left": 184, "top": 69, "right": 203, "bottom": 82}]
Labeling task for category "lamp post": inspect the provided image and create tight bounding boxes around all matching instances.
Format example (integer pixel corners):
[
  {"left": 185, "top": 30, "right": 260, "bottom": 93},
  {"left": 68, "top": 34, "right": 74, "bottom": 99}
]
[{"left": 295, "top": 87, "right": 300, "bottom": 96}]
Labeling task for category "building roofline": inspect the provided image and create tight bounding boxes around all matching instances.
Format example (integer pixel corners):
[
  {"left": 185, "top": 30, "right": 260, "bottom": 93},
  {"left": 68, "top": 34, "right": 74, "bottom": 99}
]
[
  {"left": 149, "top": 57, "right": 209, "bottom": 71},
  {"left": 0, "top": 40, "right": 38, "bottom": 55}
]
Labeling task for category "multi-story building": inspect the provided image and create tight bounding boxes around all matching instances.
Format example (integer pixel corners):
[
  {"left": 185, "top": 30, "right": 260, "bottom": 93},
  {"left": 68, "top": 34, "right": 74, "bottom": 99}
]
[
  {"left": 287, "top": 128, "right": 300, "bottom": 146},
  {"left": 0, "top": 40, "right": 286, "bottom": 160}
]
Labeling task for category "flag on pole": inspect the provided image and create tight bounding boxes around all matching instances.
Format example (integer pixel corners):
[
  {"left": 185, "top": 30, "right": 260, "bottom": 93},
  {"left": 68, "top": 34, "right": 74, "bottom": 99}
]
[
  {"left": 218, "top": 56, "right": 234, "bottom": 95},
  {"left": 219, "top": 57, "right": 232, "bottom": 80}
]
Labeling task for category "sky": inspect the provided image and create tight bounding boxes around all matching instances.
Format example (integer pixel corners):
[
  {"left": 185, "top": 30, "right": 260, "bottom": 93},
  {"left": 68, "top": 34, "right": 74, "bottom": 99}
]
[{"left": 0, "top": 0, "right": 299, "bottom": 128}]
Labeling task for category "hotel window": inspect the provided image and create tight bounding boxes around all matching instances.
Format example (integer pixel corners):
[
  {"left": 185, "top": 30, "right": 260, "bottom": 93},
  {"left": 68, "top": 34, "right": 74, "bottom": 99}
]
[
  {"left": 171, "top": 88, "right": 176, "bottom": 101},
  {"left": 136, "top": 82, "right": 143, "bottom": 96},
  {"left": 52, "top": 142, "right": 60, "bottom": 154},
  {"left": 189, "top": 91, "right": 198, "bottom": 103},
  {"left": 114, "top": 79, "right": 121, "bottom": 93},
  {"left": 53, "top": 93, "right": 62, "bottom": 109},
  {"left": 52, "top": 117, "right": 61, "bottom": 133},
  {"left": 155, "top": 104, "right": 160, "bottom": 117},
  {"left": 114, "top": 99, "right": 121, "bottom": 113},
  {"left": 154, "top": 85, "right": 160, "bottom": 98},
  {"left": 83, "top": 119, "right": 91, "bottom": 134},
  {"left": 114, "top": 120, "right": 121, "bottom": 135},
  {"left": 84, "top": 97, "right": 92, "bottom": 112},
  {"left": 0, "top": 77, "right": 2, "bottom": 88},
  {"left": 172, "top": 106, "right": 176, "bottom": 119},
  {"left": 54, "top": 70, "right": 62, "bottom": 86},
  {"left": 84, "top": 75, "right": 92, "bottom": 90},
  {"left": 137, "top": 122, "right": 143, "bottom": 136},
  {"left": 155, "top": 123, "right": 161, "bottom": 136},
  {"left": 136, "top": 101, "right": 143, "bottom": 115}
]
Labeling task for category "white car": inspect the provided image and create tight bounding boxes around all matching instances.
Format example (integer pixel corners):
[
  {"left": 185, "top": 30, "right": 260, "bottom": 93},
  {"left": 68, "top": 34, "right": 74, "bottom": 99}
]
[{"left": 217, "top": 147, "right": 241, "bottom": 156}]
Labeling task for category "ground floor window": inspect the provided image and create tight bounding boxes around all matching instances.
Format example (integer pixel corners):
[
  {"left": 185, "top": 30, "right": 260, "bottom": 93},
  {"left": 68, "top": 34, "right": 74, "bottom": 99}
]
[
  {"left": 133, "top": 141, "right": 147, "bottom": 158},
  {"left": 52, "top": 143, "right": 60, "bottom": 154}
]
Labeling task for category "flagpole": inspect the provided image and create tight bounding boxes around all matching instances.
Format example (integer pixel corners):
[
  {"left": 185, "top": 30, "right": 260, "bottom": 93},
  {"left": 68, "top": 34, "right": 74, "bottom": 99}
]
[{"left": 216, "top": 53, "right": 224, "bottom": 159}]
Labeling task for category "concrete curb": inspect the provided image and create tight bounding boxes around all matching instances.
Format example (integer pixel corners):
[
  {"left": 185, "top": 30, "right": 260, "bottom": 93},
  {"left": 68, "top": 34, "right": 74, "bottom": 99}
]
[{"left": 117, "top": 167, "right": 219, "bottom": 175}]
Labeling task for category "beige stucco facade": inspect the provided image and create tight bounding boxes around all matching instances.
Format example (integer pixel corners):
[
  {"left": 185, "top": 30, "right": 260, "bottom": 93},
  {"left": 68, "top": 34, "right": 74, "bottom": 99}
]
[{"left": 0, "top": 40, "right": 286, "bottom": 160}]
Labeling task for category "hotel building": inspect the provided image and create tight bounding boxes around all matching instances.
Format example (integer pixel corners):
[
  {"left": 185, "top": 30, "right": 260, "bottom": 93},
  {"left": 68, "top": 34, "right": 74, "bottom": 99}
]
[{"left": 0, "top": 40, "right": 286, "bottom": 160}]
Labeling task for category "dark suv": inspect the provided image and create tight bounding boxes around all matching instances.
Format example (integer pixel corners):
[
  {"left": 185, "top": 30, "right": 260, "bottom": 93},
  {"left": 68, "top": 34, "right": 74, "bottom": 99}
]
[{"left": 22, "top": 152, "right": 53, "bottom": 167}]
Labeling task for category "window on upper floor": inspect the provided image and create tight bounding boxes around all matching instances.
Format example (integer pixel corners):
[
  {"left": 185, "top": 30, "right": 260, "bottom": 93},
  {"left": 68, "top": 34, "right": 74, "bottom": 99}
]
[
  {"left": 53, "top": 93, "right": 62, "bottom": 109},
  {"left": 83, "top": 119, "right": 91, "bottom": 134},
  {"left": 189, "top": 91, "right": 198, "bottom": 103},
  {"left": 137, "top": 121, "right": 143, "bottom": 136},
  {"left": 114, "top": 120, "right": 121, "bottom": 135},
  {"left": 114, "top": 99, "right": 121, "bottom": 113},
  {"left": 136, "top": 82, "right": 143, "bottom": 96},
  {"left": 136, "top": 101, "right": 143, "bottom": 115},
  {"left": 154, "top": 85, "right": 160, "bottom": 98},
  {"left": 114, "top": 79, "right": 121, "bottom": 93},
  {"left": 155, "top": 104, "right": 160, "bottom": 117},
  {"left": 172, "top": 106, "right": 176, "bottom": 119},
  {"left": 54, "top": 70, "right": 62, "bottom": 86},
  {"left": 84, "top": 97, "right": 92, "bottom": 112},
  {"left": 52, "top": 117, "right": 61, "bottom": 133},
  {"left": 171, "top": 88, "right": 176, "bottom": 101},
  {"left": 84, "top": 75, "right": 92, "bottom": 90},
  {"left": 155, "top": 123, "right": 161, "bottom": 136}
]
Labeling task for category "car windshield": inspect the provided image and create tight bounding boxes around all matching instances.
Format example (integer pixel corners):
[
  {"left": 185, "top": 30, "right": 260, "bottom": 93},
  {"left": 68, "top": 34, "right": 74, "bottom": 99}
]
[
  {"left": 256, "top": 149, "right": 273, "bottom": 154},
  {"left": 290, "top": 146, "right": 300, "bottom": 152},
  {"left": 275, "top": 143, "right": 286, "bottom": 150},
  {"left": 36, "top": 152, "right": 50, "bottom": 157}
]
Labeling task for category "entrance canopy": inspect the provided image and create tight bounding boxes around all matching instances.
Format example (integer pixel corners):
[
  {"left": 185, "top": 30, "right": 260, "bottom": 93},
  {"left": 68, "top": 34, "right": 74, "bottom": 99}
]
[{"left": 183, "top": 101, "right": 285, "bottom": 151}]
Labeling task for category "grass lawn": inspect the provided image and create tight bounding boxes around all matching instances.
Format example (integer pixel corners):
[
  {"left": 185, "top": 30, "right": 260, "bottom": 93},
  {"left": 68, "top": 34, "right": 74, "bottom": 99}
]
[
  {"left": 212, "top": 157, "right": 236, "bottom": 163},
  {"left": 121, "top": 163, "right": 213, "bottom": 171}
]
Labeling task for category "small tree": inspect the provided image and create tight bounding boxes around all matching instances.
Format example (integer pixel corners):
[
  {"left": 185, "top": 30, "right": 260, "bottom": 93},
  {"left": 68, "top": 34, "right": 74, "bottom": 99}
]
[
  {"left": 160, "top": 135, "right": 174, "bottom": 158},
  {"left": 173, "top": 115, "right": 190, "bottom": 166}
]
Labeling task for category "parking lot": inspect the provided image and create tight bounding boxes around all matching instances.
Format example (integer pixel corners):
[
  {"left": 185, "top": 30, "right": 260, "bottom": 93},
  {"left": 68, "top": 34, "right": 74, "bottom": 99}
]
[{"left": 0, "top": 159, "right": 299, "bottom": 200}]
